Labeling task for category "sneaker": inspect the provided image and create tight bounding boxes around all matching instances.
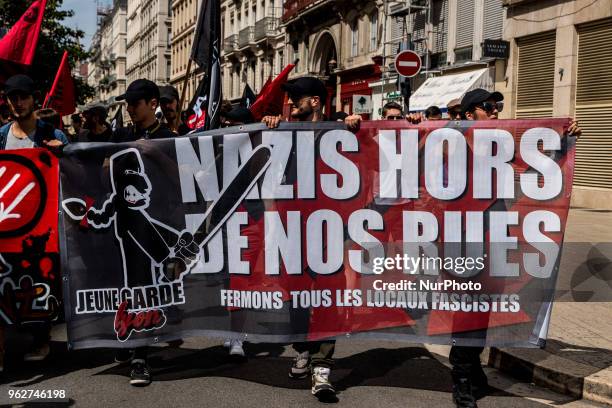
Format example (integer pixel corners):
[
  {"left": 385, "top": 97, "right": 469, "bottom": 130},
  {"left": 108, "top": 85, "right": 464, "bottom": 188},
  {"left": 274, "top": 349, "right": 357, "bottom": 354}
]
[
  {"left": 229, "top": 340, "right": 245, "bottom": 357},
  {"left": 115, "top": 349, "right": 134, "bottom": 363},
  {"left": 130, "top": 359, "right": 151, "bottom": 386},
  {"left": 289, "top": 351, "right": 310, "bottom": 379},
  {"left": 223, "top": 339, "right": 231, "bottom": 348},
  {"left": 452, "top": 376, "right": 477, "bottom": 408},
  {"left": 23, "top": 343, "right": 50, "bottom": 362},
  {"left": 311, "top": 366, "right": 336, "bottom": 398}
]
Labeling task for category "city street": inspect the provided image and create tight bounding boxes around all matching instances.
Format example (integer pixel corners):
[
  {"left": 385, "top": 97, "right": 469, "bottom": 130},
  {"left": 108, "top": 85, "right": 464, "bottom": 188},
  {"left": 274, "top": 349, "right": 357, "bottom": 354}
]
[
  {"left": 0, "top": 331, "right": 607, "bottom": 408},
  {"left": 1, "top": 208, "right": 611, "bottom": 408}
]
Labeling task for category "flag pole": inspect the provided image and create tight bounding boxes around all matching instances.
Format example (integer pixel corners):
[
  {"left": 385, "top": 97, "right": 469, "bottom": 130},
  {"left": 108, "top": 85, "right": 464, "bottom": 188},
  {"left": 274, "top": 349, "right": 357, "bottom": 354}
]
[{"left": 178, "top": 59, "right": 193, "bottom": 114}]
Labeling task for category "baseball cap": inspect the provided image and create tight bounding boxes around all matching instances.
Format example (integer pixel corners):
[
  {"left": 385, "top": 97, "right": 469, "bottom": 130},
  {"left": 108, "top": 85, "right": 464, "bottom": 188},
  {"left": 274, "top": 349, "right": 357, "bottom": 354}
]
[
  {"left": 281, "top": 77, "right": 328, "bottom": 103},
  {"left": 460, "top": 89, "right": 504, "bottom": 114},
  {"left": 83, "top": 102, "right": 108, "bottom": 115},
  {"left": 83, "top": 102, "right": 108, "bottom": 121},
  {"left": 4, "top": 74, "right": 36, "bottom": 96},
  {"left": 116, "top": 79, "right": 160, "bottom": 104},
  {"left": 223, "top": 106, "right": 254, "bottom": 124},
  {"left": 159, "top": 85, "right": 179, "bottom": 102},
  {"left": 447, "top": 98, "right": 462, "bottom": 110}
]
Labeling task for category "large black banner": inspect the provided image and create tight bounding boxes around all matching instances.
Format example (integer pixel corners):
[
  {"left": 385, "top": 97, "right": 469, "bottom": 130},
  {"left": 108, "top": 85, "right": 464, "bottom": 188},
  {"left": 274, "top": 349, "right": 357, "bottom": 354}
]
[{"left": 60, "top": 121, "right": 574, "bottom": 349}]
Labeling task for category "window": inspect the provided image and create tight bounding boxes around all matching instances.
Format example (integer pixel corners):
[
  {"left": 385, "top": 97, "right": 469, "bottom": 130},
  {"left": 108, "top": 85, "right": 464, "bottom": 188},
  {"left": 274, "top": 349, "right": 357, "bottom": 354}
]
[
  {"left": 351, "top": 21, "right": 359, "bottom": 57},
  {"left": 454, "top": 46, "right": 473, "bottom": 62},
  {"left": 370, "top": 12, "right": 378, "bottom": 52}
]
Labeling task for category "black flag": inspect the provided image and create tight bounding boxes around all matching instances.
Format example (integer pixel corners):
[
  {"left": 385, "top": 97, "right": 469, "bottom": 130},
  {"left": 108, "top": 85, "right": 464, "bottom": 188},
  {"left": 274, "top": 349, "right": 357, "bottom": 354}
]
[
  {"left": 111, "top": 105, "right": 123, "bottom": 132},
  {"left": 188, "top": 0, "right": 221, "bottom": 130},
  {"left": 240, "top": 84, "right": 256, "bottom": 109}
]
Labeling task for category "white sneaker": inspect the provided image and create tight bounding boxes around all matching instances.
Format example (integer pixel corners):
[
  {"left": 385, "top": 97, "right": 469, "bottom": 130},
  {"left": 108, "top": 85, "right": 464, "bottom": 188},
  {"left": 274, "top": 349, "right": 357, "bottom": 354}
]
[
  {"left": 24, "top": 343, "right": 50, "bottom": 362},
  {"left": 312, "top": 366, "right": 335, "bottom": 397},
  {"left": 223, "top": 339, "right": 231, "bottom": 348},
  {"left": 229, "top": 340, "right": 245, "bottom": 357},
  {"left": 289, "top": 351, "right": 310, "bottom": 378}
]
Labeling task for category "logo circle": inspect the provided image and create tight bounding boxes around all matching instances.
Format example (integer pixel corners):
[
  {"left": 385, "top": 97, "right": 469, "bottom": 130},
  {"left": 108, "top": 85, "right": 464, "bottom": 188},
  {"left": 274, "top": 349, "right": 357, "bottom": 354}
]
[{"left": 0, "top": 154, "right": 47, "bottom": 238}]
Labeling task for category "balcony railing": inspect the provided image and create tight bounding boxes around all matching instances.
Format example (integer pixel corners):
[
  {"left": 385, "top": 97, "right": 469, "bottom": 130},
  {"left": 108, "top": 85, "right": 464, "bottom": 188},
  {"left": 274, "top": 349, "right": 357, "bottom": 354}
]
[
  {"left": 223, "top": 34, "right": 238, "bottom": 53},
  {"left": 238, "top": 26, "right": 255, "bottom": 48},
  {"left": 254, "top": 17, "right": 279, "bottom": 41},
  {"left": 282, "top": 0, "right": 318, "bottom": 22}
]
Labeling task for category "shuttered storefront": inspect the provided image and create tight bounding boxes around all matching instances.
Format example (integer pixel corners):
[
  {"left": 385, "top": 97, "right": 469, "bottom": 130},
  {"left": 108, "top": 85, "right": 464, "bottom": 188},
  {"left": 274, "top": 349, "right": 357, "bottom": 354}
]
[
  {"left": 483, "top": 0, "right": 504, "bottom": 40},
  {"left": 574, "top": 19, "right": 612, "bottom": 190},
  {"left": 515, "top": 31, "right": 556, "bottom": 118}
]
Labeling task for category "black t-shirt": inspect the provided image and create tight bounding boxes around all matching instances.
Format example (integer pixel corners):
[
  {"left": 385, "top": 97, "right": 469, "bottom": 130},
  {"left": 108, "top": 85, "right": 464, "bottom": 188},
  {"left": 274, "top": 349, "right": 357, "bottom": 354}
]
[
  {"left": 177, "top": 123, "right": 191, "bottom": 136},
  {"left": 112, "top": 121, "right": 176, "bottom": 143},
  {"left": 77, "top": 124, "right": 114, "bottom": 143}
]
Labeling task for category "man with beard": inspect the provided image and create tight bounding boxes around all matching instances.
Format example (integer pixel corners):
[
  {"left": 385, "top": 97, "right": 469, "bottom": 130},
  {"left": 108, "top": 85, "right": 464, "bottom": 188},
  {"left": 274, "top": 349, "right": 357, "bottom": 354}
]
[
  {"left": 159, "top": 85, "right": 189, "bottom": 135},
  {"left": 0, "top": 75, "right": 67, "bottom": 149},
  {"left": 0, "top": 74, "right": 67, "bottom": 366},
  {"left": 449, "top": 88, "right": 581, "bottom": 408},
  {"left": 262, "top": 77, "right": 336, "bottom": 401},
  {"left": 79, "top": 103, "right": 113, "bottom": 142}
]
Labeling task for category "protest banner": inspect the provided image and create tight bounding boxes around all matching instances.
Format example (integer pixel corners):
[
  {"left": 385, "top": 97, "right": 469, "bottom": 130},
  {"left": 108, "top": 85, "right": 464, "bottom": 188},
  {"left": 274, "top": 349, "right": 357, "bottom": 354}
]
[
  {"left": 59, "top": 120, "right": 575, "bottom": 349},
  {"left": 0, "top": 148, "right": 61, "bottom": 325}
]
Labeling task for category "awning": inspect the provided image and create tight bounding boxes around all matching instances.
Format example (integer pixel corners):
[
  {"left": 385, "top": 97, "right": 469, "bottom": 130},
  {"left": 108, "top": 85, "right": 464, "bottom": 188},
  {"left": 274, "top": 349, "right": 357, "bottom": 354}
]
[{"left": 408, "top": 68, "right": 494, "bottom": 112}]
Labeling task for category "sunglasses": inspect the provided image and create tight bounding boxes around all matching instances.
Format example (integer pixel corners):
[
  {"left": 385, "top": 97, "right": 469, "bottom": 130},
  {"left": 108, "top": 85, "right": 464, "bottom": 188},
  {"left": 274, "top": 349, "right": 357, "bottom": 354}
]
[
  {"left": 386, "top": 115, "right": 403, "bottom": 120},
  {"left": 479, "top": 101, "right": 504, "bottom": 113}
]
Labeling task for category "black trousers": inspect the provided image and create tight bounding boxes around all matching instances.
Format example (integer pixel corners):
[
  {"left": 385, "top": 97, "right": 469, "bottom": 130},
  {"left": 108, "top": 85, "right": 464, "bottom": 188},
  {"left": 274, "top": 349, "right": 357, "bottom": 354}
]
[{"left": 449, "top": 346, "right": 484, "bottom": 377}]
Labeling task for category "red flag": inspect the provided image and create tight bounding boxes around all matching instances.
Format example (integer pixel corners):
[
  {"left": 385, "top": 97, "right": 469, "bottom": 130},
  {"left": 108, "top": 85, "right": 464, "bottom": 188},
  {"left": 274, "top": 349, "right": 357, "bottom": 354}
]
[
  {"left": 43, "top": 51, "right": 75, "bottom": 116},
  {"left": 0, "top": 0, "right": 47, "bottom": 66},
  {"left": 249, "top": 61, "right": 296, "bottom": 121}
]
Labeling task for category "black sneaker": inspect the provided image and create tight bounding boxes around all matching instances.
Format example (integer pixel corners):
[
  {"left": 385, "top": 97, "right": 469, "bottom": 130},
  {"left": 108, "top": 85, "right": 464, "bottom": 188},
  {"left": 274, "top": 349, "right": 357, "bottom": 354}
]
[
  {"left": 452, "top": 377, "right": 477, "bottom": 408},
  {"left": 289, "top": 351, "right": 310, "bottom": 379},
  {"left": 311, "top": 366, "right": 336, "bottom": 400},
  {"left": 130, "top": 359, "right": 151, "bottom": 386}
]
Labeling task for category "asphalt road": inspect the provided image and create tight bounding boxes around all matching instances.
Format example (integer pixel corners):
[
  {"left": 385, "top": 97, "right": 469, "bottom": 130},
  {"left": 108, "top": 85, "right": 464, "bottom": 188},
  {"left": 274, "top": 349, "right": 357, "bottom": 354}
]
[{"left": 0, "top": 325, "right": 605, "bottom": 408}]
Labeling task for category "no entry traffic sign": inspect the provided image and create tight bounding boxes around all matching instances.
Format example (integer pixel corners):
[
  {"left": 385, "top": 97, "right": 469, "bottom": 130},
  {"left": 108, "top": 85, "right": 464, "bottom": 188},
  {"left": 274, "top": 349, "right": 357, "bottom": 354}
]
[{"left": 394, "top": 50, "right": 422, "bottom": 78}]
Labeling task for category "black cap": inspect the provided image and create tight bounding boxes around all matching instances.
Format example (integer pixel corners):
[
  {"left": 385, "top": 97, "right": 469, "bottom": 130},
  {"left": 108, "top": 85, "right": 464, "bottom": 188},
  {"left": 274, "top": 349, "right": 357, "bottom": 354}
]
[
  {"left": 116, "top": 79, "right": 160, "bottom": 104},
  {"left": 460, "top": 88, "right": 504, "bottom": 114},
  {"left": 4, "top": 74, "right": 36, "bottom": 96},
  {"left": 159, "top": 85, "right": 179, "bottom": 102},
  {"left": 223, "top": 106, "right": 254, "bottom": 124},
  {"left": 281, "top": 77, "right": 328, "bottom": 103},
  {"left": 83, "top": 102, "right": 108, "bottom": 115}
]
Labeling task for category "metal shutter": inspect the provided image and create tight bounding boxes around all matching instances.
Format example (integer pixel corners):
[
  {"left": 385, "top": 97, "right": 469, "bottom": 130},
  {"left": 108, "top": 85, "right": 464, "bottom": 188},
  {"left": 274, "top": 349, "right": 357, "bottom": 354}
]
[
  {"left": 574, "top": 19, "right": 612, "bottom": 190},
  {"left": 432, "top": 0, "right": 448, "bottom": 54},
  {"left": 515, "top": 31, "right": 556, "bottom": 118},
  {"left": 456, "top": 0, "right": 474, "bottom": 48},
  {"left": 483, "top": 0, "right": 503, "bottom": 40},
  {"left": 409, "top": 10, "right": 427, "bottom": 55},
  {"left": 388, "top": 16, "right": 406, "bottom": 56}
]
